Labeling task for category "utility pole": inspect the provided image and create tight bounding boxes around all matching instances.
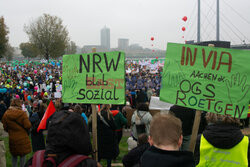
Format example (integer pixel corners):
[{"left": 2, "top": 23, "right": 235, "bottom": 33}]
[
  {"left": 197, "top": 0, "right": 201, "bottom": 43},
  {"left": 216, "top": 0, "right": 220, "bottom": 41}
]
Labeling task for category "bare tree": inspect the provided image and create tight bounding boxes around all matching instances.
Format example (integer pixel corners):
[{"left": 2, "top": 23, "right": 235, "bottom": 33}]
[{"left": 24, "top": 14, "right": 69, "bottom": 60}]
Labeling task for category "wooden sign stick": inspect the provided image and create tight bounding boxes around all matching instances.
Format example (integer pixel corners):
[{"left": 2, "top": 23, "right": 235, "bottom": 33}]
[
  {"left": 91, "top": 47, "right": 98, "bottom": 161},
  {"left": 189, "top": 110, "right": 201, "bottom": 153}
]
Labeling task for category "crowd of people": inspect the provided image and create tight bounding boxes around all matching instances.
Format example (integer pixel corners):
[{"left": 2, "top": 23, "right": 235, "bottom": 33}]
[{"left": 0, "top": 59, "right": 249, "bottom": 167}]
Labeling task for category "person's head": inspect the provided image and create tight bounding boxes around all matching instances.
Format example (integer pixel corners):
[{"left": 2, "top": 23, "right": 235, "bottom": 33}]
[
  {"left": 100, "top": 104, "right": 111, "bottom": 112},
  {"left": 10, "top": 99, "right": 22, "bottom": 109},
  {"left": 55, "top": 100, "right": 62, "bottom": 112},
  {"left": 205, "top": 112, "right": 241, "bottom": 126},
  {"left": 33, "top": 106, "right": 39, "bottom": 113},
  {"left": 33, "top": 100, "right": 38, "bottom": 109},
  {"left": 45, "top": 110, "right": 92, "bottom": 159},
  {"left": 39, "top": 101, "right": 47, "bottom": 113},
  {"left": 100, "top": 104, "right": 112, "bottom": 119},
  {"left": 137, "top": 103, "right": 149, "bottom": 112},
  {"left": 138, "top": 133, "right": 148, "bottom": 146},
  {"left": 74, "top": 105, "right": 82, "bottom": 114},
  {"left": 149, "top": 113, "right": 182, "bottom": 150}
]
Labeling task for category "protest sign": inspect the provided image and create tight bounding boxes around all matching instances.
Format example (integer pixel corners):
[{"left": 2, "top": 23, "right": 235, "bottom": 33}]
[
  {"left": 149, "top": 96, "right": 173, "bottom": 110},
  {"left": 54, "top": 92, "right": 61, "bottom": 98},
  {"left": 160, "top": 43, "right": 250, "bottom": 118},
  {"left": 62, "top": 51, "right": 125, "bottom": 104}
]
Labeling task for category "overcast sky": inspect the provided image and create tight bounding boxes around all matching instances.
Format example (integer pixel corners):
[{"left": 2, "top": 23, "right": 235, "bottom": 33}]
[{"left": 1, "top": 0, "right": 250, "bottom": 50}]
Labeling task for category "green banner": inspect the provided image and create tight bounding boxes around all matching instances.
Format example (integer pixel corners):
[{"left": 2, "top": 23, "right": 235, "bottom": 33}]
[
  {"left": 62, "top": 51, "right": 125, "bottom": 104},
  {"left": 160, "top": 43, "right": 250, "bottom": 118}
]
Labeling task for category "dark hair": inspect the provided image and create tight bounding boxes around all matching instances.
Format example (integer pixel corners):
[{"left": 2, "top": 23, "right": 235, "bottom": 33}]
[
  {"left": 137, "top": 103, "right": 149, "bottom": 111},
  {"left": 74, "top": 105, "right": 82, "bottom": 114},
  {"left": 80, "top": 104, "right": 88, "bottom": 113},
  {"left": 138, "top": 133, "right": 148, "bottom": 145}
]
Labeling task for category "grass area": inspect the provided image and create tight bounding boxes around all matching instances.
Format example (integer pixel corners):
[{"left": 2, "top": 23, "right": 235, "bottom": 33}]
[
  {"left": 96, "top": 136, "right": 129, "bottom": 167},
  {"left": 1, "top": 136, "right": 129, "bottom": 167},
  {"left": 0, "top": 137, "right": 34, "bottom": 167}
]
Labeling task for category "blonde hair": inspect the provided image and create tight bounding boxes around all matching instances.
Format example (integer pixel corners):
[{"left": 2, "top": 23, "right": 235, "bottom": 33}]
[
  {"left": 100, "top": 104, "right": 112, "bottom": 120},
  {"left": 150, "top": 113, "right": 182, "bottom": 146}
]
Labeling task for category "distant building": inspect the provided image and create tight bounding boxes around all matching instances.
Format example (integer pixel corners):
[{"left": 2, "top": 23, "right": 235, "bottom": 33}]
[
  {"left": 101, "top": 26, "right": 110, "bottom": 50},
  {"left": 82, "top": 45, "right": 108, "bottom": 53},
  {"left": 129, "top": 44, "right": 143, "bottom": 51},
  {"left": 118, "top": 38, "right": 129, "bottom": 50}
]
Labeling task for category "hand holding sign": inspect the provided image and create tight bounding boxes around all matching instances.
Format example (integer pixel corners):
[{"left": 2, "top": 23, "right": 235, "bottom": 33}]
[{"left": 226, "top": 73, "right": 250, "bottom": 104}]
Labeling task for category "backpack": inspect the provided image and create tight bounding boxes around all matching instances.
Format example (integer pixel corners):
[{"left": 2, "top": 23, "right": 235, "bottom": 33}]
[
  {"left": 30, "top": 150, "right": 90, "bottom": 167},
  {"left": 135, "top": 111, "right": 147, "bottom": 136}
]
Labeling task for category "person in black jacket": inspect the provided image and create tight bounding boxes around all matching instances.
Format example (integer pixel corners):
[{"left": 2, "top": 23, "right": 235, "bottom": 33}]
[
  {"left": 0, "top": 100, "right": 7, "bottom": 121},
  {"left": 170, "top": 105, "right": 195, "bottom": 151},
  {"left": 136, "top": 89, "right": 148, "bottom": 103},
  {"left": 29, "top": 106, "right": 45, "bottom": 152},
  {"left": 97, "top": 104, "right": 119, "bottom": 167},
  {"left": 141, "top": 113, "right": 195, "bottom": 167},
  {"left": 122, "top": 133, "right": 150, "bottom": 167},
  {"left": 25, "top": 110, "right": 99, "bottom": 167},
  {"left": 45, "top": 110, "right": 93, "bottom": 163},
  {"left": 194, "top": 112, "right": 250, "bottom": 166}
]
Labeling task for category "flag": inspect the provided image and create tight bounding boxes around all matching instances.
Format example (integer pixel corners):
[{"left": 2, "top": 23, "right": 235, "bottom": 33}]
[
  {"left": 37, "top": 100, "right": 56, "bottom": 132},
  {"left": 98, "top": 104, "right": 101, "bottom": 112}
]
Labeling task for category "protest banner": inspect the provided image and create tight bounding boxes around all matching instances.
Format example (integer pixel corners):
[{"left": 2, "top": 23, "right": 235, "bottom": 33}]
[
  {"left": 149, "top": 96, "right": 173, "bottom": 110},
  {"left": 54, "top": 92, "right": 61, "bottom": 98},
  {"left": 62, "top": 51, "right": 125, "bottom": 104},
  {"left": 160, "top": 43, "right": 250, "bottom": 119}
]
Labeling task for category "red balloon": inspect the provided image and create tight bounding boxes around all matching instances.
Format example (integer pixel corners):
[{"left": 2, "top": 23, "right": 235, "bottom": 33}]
[
  {"left": 182, "top": 16, "right": 187, "bottom": 22},
  {"left": 156, "top": 56, "right": 158, "bottom": 60},
  {"left": 182, "top": 36, "right": 184, "bottom": 38},
  {"left": 182, "top": 27, "right": 186, "bottom": 31},
  {"left": 151, "top": 37, "right": 154, "bottom": 41}
]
